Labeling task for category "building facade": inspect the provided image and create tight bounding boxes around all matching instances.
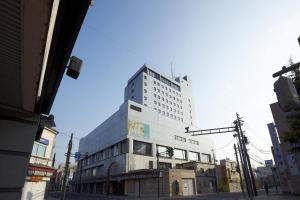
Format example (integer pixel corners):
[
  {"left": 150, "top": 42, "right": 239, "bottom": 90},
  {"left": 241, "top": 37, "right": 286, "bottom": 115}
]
[
  {"left": 216, "top": 159, "right": 241, "bottom": 193},
  {"left": 21, "top": 127, "right": 58, "bottom": 200},
  {"left": 72, "top": 65, "right": 214, "bottom": 197},
  {"left": 269, "top": 103, "right": 300, "bottom": 194},
  {"left": 177, "top": 161, "right": 216, "bottom": 193}
]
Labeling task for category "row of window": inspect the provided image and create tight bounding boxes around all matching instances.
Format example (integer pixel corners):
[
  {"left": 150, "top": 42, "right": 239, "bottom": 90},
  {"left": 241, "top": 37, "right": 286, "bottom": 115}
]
[
  {"left": 147, "top": 69, "right": 181, "bottom": 91},
  {"left": 153, "top": 94, "right": 182, "bottom": 108},
  {"left": 153, "top": 87, "right": 181, "bottom": 100},
  {"left": 79, "top": 140, "right": 128, "bottom": 167},
  {"left": 74, "top": 165, "right": 104, "bottom": 180},
  {"left": 132, "top": 140, "right": 211, "bottom": 163},
  {"left": 154, "top": 108, "right": 184, "bottom": 121},
  {"left": 154, "top": 101, "right": 183, "bottom": 114}
]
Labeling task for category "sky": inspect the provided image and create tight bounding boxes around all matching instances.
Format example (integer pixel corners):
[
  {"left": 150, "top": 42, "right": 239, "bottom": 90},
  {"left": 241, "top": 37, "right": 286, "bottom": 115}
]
[{"left": 51, "top": 0, "right": 300, "bottom": 167}]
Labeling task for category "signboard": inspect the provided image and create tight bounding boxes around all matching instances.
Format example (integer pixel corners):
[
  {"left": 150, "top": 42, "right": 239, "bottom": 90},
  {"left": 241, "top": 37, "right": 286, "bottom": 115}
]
[
  {"left": 267, "top": 123, "right": 285, "bottom": 172},
  {"left": 38, "top": 137, "right": 49, "bottom": 145},
  {"left": 128, "top": 120, "right": 150, "bottom": 139},
  {"left": 31, "top": 176, "right": 42, "bottom": 182},
  {"left": 265, "top": 160, "right": 273, "bottom": 167}
]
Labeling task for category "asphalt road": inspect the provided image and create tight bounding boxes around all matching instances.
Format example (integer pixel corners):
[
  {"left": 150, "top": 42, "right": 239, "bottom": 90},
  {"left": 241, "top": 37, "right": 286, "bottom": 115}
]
[{"left": 46, "top": 191, "right": 299, "bottom": 200}]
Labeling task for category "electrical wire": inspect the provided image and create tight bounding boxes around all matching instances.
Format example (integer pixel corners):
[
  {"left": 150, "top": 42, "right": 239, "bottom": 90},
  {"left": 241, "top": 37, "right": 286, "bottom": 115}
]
[
  {"left": 249, "top": 142, "right": 271, "bottom": 154},
  {"left": 249, "top": 155, "right": 264, "bottom": 165},
  {"left": 213, "top": 138, "right": 235, "bottom": 151}
]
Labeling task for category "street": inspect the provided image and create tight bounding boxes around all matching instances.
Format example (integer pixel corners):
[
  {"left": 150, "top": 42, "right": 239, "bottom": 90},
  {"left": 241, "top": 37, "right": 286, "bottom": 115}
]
[{"left": 46, "top": 191, "right": 299, "bottom": 200}]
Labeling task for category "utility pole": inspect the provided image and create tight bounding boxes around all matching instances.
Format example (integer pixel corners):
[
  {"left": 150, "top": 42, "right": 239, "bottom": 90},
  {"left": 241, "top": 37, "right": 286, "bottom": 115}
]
[
  {"left": 244, "top": 142, "right": 258, "bottom": 196},
  {"left": 235, "top": 113, "right": 253, "bottom": 199},
  {"left": 212, "top": 149, "right": 219, "bottom": 194},
  {"left": 234, "top": 144, "right": 245, "bottom": 198},
  {"left": 61, "top": 133, "right": 73, "bottom": 200},
  {"left": 156, "top": 152, "right": 160, "bottom": 199}
]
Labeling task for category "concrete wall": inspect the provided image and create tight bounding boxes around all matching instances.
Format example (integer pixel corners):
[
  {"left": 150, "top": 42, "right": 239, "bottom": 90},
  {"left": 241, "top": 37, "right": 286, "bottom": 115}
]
[
  {"left": 270, "top": 103, "right": 300, "bottom": 194},
  {"left": 0, "top": 118, "right": 38, "bottom": 200},
  {"left": 21, "top": 181, "right": 46, "bottom": 200}
]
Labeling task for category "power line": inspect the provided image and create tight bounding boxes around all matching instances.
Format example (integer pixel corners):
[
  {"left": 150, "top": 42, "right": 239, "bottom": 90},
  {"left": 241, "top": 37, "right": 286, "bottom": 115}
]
[
  {"left": 249, "top": 155, "right": 264, "bottom": 165},
  {"left": 56, "top": 130, "right": 81, "bottom": 141},
  {"left": 249, "top": 142, "right": 271, "bottom": 154},
  {"left": 214, "top": 138, "right": 235, "bottom": 151}
]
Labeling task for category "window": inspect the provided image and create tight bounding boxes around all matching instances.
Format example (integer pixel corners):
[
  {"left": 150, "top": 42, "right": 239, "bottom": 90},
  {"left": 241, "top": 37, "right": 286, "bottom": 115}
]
[
  {"left": 201, "top": 153, "right": 211, "bottom": 163},
  {"left": 158, "top": 109, "right": 161, "bottom": 113},
  {"left": 189, "top": 151, "right": 199, "bottom": 161},
  {"left": 162, "top": 111, "right": 165, "bottom": 115},
  {"left": 131, "top": 89, "right": 134, "bottom": 93},
  {"left": 162, "top": 104, "right": 165, "bottom": 108},
  {"left": 130, "top": 104, "right": 142, "bottom": 112},
  {"left": 158, "top": 89, "right": 160, "bottom": 93},
  {"left": 31, "top": 142, "right": 46, "bottom": 158},
  {"left": 144, "top": 75, "right": 147, "bottom": 79},
  {"left": 144, "top": 82, "right": 147, "bottom": 86},
  {"left": 157, "top": 82, "right": 160, "bottom": 86},
  {"left": 133, "top": 140, "right": 152, "bottom": 156},
  {"left": 144, "top": 96, "right": 147, "bottom": 100},
  {"left": 158, "top": 102, "right": 160, "bottom": 106},
  {"left": 158, "top": 162, "right": 172, "bottom": 169},
  {"left": 157, "top": 145, "right": 171, "bottom": 158},
  {"left": 154, "top": 101, "right": 157, "bottom": 105},
  {"left": 174, "top": 149, "right": 186, "bottom": 160},
  {"left": 154, "top": 80, "right": 156, "bottom": 84},
  {"left": 149, "top": 161, "right": 153, "bottom": 169},
  {"left": 154, "top": 87, "right": 156, "bottom": 91},
  {"left": 121, "top": 140, "right": 128, "bottom": 154},
  {"left": 144, "top": 89, "right": 147, "bottom": 93},
  {"left": 92, "top": 167, "right": 97, "bottom": 177},
  {"left": 158, "top": 95, "right": 160, "bottom": 99},
  {"left": 162, "top": 97, "right": 164, "bottom": 101},
  {"left": 154, "top": 93, "right": 156, "bottom": 98},
  {"left": 131, "top": 96, "right": 134, "bottom": 99}
]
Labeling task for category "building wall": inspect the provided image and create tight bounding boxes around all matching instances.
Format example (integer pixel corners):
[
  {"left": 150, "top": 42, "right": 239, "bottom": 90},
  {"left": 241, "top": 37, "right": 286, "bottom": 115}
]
[
  {"left": 125, "top": 65, "right": 195, "bottom": 126},
  {"left": 21, "top": 127, "right": 57, "bottom": 200},
  {"left": 270, "top": 103, "right": 300, "bottom": 194},
  {"left": 21, "top": 181, "right": 46, "bottom": 200},
  {"left": 217, "top": 159, "right": 241, "bottom": 193}
]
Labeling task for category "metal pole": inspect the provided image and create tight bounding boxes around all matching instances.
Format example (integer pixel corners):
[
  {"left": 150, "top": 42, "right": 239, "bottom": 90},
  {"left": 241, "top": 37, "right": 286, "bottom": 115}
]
[
  {"left": 244, "top": 145, "right": 258, "bottom": 196},
  {"left": 212, "top": 149, "right": 219, "bottom": 194},
  {"left": 234, "top": 144, "right": 245, "bottom": 198},
  {"left": 157, "top": 152, "right": 160, "bottom": 199},
  {"left": 61, "top": 133, "right": 73, "bottom": 200}
]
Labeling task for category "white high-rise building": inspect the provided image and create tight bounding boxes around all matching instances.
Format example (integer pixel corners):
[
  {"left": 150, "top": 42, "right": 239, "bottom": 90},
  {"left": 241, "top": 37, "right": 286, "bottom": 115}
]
[
  {"left": 124, "top": 65, "right": 196, "bottom": 126},
  {"left": 72, "top": 64, "right": 214, "bottom": 196}
]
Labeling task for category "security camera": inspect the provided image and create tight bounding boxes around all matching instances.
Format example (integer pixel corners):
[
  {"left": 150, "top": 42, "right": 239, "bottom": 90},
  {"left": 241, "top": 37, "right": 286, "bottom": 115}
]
[{"left": 66, "top": 56, "right": 82, "bottom": 79}]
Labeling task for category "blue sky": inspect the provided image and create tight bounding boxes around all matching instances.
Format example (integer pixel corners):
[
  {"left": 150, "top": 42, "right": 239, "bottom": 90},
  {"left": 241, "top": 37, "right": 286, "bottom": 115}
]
[{"left": 51, "top": 0, "right": 300, "bottom": 166}]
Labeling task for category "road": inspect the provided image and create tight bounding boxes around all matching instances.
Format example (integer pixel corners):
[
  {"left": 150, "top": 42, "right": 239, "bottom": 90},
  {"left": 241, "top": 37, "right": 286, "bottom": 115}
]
[{"left": 46, "top": 191, "right": 299, "bottom": 200}]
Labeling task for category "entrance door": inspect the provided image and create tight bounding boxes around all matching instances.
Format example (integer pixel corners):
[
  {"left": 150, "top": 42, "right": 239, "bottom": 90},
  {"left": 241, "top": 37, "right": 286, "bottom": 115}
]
[{"left": 182, "top": 179, "right": 194, "bottom": 196}]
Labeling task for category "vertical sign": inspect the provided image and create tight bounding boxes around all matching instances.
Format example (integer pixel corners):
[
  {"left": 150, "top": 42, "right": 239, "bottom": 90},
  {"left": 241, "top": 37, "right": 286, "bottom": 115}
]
[{"left": 267, "top": 123, "right": 285, "bottom": 172}]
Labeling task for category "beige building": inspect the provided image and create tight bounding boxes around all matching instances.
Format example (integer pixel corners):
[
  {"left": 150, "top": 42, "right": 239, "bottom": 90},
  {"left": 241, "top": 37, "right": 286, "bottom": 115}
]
[
  {"left": 216, "top": 159, "right": 241, "bottom": 192},
  {"left": 21, "top": 127, "right": 58, "bottom": 200},
  {"left": 177, "top": 161, "right": 216, "bottom": 193}
]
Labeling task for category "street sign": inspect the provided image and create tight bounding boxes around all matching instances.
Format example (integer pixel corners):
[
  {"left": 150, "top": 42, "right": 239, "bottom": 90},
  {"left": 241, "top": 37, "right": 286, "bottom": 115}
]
[
  {"left": 74, "top": 152, "right": 81, "bottom": 160},
  {"left": 265, "top": 160, "right": 273, "bottom": 167}
]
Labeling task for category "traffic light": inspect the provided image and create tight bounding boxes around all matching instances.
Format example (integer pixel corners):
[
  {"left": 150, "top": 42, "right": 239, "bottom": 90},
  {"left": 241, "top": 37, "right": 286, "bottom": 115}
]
[
  {"left": 274, "top": 76, "right": 300, "bottom": 112},
  {"left": 166, "top": 147, "right": 174, "bottom": 158}
]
